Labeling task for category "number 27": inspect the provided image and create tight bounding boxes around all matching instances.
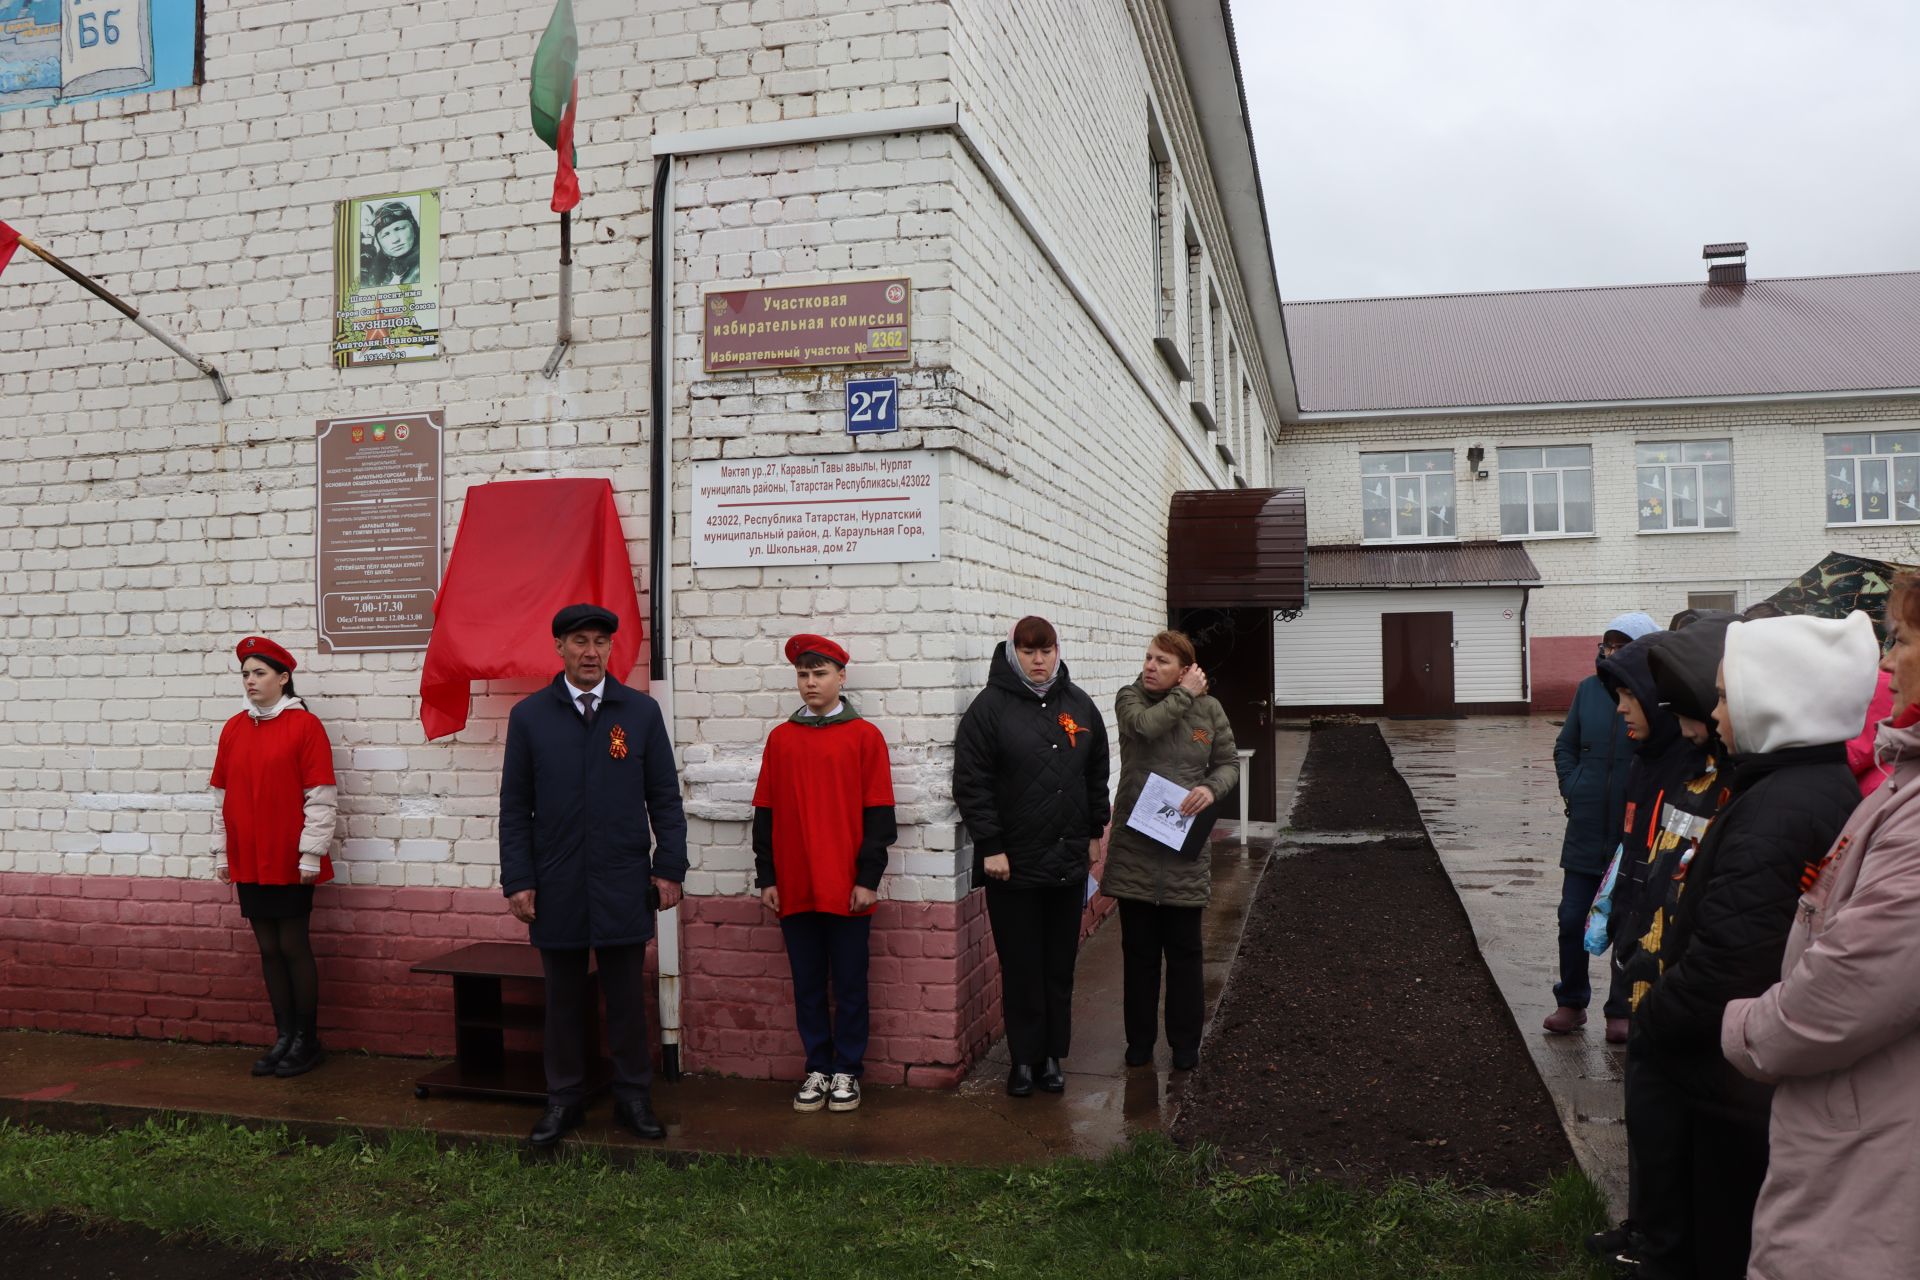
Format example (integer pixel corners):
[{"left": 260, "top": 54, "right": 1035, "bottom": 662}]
[{"left": 850, "top": 387, "right": 893, "bottom": 423}]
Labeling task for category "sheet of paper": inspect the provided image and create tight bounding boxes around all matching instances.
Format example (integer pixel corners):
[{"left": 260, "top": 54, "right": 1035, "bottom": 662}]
[{"left": 1125, "top": 771, "right": 1197, "bottom": 851}]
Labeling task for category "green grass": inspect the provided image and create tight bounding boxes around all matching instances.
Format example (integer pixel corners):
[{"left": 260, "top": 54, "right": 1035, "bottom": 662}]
[{"left": 0, "top": 1118, "right": 1613, "bottom": 1279}]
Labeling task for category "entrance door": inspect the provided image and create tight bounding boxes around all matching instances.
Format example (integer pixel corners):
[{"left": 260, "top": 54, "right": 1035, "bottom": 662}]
[
  {"left": 1382, "top": 612, "right": 1456, "bottom": 716},
  {"left": 1177, "top": 607, "right": 1276, "bottom": 822}
]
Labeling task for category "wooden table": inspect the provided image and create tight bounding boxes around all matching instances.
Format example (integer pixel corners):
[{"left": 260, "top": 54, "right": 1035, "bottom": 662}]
[{"left": 409, "top": 942, "right": 610, "bottom": 1105}]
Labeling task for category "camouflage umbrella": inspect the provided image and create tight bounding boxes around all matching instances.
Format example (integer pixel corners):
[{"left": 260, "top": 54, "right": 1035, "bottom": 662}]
[{"left": 1765, "top": 551, "right": 1910, "bottom": 632}]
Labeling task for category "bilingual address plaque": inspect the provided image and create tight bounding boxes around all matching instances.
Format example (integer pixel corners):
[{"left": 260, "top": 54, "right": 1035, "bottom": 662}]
[
  {"left": 315, "top": 411, "right": 444, "bottom": 652},
  {"left": 691, "top": 449, "right": 940, "bottom": 568}
]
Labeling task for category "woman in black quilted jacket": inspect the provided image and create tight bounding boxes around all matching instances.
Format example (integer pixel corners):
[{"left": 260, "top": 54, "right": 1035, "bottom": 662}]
[{"left": 953, "top": 616, "right": 1111, "bottom": 1097}]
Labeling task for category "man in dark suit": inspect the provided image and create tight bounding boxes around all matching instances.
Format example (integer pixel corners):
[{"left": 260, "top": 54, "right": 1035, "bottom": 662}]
[{"left": 499, "top": 603, "right": 688, "bottom": 1146}]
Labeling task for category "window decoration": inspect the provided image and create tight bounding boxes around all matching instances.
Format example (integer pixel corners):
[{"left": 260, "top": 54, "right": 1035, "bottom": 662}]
[
  {"left": 1825, "top": 432, "right": 1920, "bottom": 524},
  {"left": 1636, "top": 441, "right": 1733, "bottom": 532},
  {"left": 1361, "top": 451, "right": 1455, "bottom": 541}
]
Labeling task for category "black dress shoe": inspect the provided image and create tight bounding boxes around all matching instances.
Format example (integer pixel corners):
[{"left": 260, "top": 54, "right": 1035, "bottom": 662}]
[
  {"left": 251, "top": 1030, "right": 294, "bottom": 1077},
  {"left": 273, "top": 1030, "right": 325, "bottom": 1078},
  {"left": 1037, "top": 1058, "right": 1065, "bottom": 1093},
  {"left": 1006, "top": 1064, "right": 1035, "bottom": 1097},
  {"left": 1123, "top": 1044, "right": 1153, "bottom": 1068},
  {"left": 1171, "top": 1047, "right": 1199, "bottom": 1071},
  {"left": 529, "top": 1102, "right": 585, "bottom": 1147},
  {"left": 1585, "top": 1221, "right": 1638, "bottom": 1258},
  {"left": 613, "top": 1097, "right": 666, "bottom": 1140}
]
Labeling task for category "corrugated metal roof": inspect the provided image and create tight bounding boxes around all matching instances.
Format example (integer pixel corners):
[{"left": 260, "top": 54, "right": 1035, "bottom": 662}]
[
  {"left": 1286, "top": 271, "right": 1920, "bottom": 413},
  {"left": 1309, "top": 541, "right": 1543, "bottom": 589}
]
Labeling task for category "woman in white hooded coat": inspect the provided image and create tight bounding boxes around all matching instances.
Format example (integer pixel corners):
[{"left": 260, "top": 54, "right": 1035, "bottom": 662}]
[{"left": 1722, "top": 587, "right": 1920, "bottom": 1280}]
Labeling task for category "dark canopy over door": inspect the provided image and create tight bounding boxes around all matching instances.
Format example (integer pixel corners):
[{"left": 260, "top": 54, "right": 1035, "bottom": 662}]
[
  {"left": 1166, "top": 489, "right": 1307, "bottom": 825},
  {"left": 1166, "top": 488, "right": 1308, "bottom": 612}
]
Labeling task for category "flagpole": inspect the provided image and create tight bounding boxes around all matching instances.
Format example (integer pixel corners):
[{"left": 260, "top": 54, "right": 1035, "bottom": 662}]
[
  {"left": 14, "top": 233, "right": 232, "bottom": 404},
  {"left": 541, "top": 209, "right": 572, "bottom": 379}
]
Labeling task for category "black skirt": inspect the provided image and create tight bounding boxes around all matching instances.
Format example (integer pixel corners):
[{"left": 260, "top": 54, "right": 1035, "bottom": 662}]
[{"left": 235, "top": 882, "right": 315, "bottom": 920}]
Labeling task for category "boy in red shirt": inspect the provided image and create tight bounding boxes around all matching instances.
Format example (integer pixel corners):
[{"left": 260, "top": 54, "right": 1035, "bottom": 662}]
[{"left": 754, "top": 633, "right": 897, "bottom": 1113}]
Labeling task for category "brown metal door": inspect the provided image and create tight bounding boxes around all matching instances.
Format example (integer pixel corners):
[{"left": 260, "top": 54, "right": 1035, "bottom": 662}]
[
  {"left": 1382, "top": 612, "right": 1456, "bottom": 716},
  {"left": 1178, "top": 607, "right": 1276, "bottom": 822}
]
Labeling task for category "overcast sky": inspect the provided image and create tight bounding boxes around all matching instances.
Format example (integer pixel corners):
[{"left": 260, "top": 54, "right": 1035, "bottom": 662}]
[{"left": 1236, "top": 1, "right": 1920, "bottom": 302}]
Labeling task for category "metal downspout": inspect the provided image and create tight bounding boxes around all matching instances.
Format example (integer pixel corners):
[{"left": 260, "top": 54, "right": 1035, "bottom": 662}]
[
  {"left": 649, "top": 154, "right": 683, "bottom": 1081},
  {"left": 1519, "top": 587, "right": 1533, "bottom": 707}
]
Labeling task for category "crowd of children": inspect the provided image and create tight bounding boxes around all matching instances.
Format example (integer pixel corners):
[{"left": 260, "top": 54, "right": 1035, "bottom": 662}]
[{"left": 1554, "top": 591, "right": 1920, "bottom": 1280}]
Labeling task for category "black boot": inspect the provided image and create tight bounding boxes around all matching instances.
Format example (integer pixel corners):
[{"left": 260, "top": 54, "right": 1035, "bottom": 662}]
[
  {"left": 274, "top": 1018, "right": 326, "bottom": 1078},
  {"left": 1006, "top": 1064, "right": 1035, "bottom": 1097},
  {"left": 613, "top": 1096, "right": 666, "bottom": 1140},
  {"left": 1037, "top": 1058, "right": 1066, "bottom": 1093},
  {"left": 251, "top": 1001, "right": 296, "bottom": 1077},
  {"left": 529, "top": 1102, "right": 585, "bottom": 1147}
]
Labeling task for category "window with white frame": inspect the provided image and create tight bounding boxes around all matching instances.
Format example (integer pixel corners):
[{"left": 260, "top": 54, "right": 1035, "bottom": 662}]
[
  {"left": 1185, "top": 234, "right": 1206, "bottom": 392},
  {"left": 1498, "top": 445, "right": 1593, "bottom": 536},
  {"left": 1824, "top": 431, "right": 1920, "bottom": 524},
  {"left": 1149, "top": 150, "right": 1167, "bottom": 319},
  {"left": 1362, "top": 451, "right": 1455, "bottom": 541},
  {"left": 1636, "top": 440, "right": 1733, "bottom": 532}
]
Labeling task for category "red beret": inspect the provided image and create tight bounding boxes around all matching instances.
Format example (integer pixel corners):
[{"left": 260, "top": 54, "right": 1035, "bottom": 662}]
[
  {"left": 785, "top": 633, "right": 848, "bottom": 667},
  {"left": 235, "top": 635, "right": 297, "bottom": 671}
]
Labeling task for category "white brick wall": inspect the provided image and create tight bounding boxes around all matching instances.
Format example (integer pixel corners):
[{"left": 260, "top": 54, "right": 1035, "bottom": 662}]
[
  {"left": 1, "top": 1, "right": 1280, "bottom": 902},
  {"left": 1276, "top": 398, "right": 1920, "bottom": 637}
]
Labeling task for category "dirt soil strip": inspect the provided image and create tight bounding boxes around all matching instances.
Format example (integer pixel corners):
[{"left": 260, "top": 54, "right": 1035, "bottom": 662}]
[
  {"left": 1173, "top": 722, "right": 1575, "bottom": 1192},
  {"left": 3, "top": 1214, "right": 352, "bottom": 1280},
  {"left": 1286, "top": 719, "right": 1427, "bottom": 832}
]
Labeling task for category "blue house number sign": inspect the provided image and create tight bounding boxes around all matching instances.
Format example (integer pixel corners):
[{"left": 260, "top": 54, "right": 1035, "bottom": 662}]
[{"left": 845, "top": 376, "right": 898, "bottom": 435}]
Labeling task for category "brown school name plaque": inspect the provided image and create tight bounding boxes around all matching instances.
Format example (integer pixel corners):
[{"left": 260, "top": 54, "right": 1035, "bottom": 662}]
[
  {"left": 315, "top": 411, "right": 444, "bottom": 653},
  {"left": 702, "top": 277, "right": 911, "bottom": 373}
]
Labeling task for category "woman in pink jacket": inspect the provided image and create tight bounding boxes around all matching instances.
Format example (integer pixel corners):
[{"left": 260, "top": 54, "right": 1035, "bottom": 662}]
[{"left": 1721, "top": 580, "right": 1920, "bottom": 1280}]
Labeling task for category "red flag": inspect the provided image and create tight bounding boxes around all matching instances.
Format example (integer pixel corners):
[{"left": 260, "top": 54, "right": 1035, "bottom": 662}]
[
  {"left": 0, "top": 220, "right": 21, "bottom": 278},
  {"left": 419, "top": 478, "right": 644, "bottom": 739},
  {"left": 551, "top": 80, "right": 580, "bottom": 213}
]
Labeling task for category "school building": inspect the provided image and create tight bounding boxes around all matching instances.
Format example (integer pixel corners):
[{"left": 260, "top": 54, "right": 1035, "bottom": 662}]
[
  {"left": 0, "top": 1, "right": 1300, "bottom": 1083},
  {"left": 1275, "top": 247, "right": 1920, "bottom": 713}
]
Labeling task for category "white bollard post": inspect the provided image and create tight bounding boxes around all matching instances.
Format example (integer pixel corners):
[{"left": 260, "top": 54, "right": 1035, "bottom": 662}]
[{"left": 1236, "top": 747, "right": 1257, "bottom": 845}]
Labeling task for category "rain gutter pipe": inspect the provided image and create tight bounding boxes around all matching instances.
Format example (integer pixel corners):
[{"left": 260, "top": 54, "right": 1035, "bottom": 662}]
[{"left": 648, "top": 154, "right": 682, "bottom": 1080}]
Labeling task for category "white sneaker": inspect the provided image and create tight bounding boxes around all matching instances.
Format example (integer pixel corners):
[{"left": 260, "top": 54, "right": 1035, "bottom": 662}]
[
  {"left": 794, "top": 1071, "right": 830, "bottom": 1113},
  {"left": 827, "top": 1072, "right": 860, "bottom": 1112}
]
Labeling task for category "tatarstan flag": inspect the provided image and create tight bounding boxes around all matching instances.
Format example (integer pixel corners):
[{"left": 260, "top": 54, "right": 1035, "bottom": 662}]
[
  {"left": 530, "top": 0, "right": 580, "bottom": 213},
  {"left": 0, "top": 220, "right": 20, "bottom": 277}
]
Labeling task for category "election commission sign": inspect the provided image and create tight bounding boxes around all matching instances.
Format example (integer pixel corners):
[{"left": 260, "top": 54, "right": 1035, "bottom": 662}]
[
  {"left": 315, "top": 412, "right": 444, "bottom": 652},
  {"left": 691, "top": 449, "right": 939, "bottom": 568},
  {"left": 332, "top": 190, "right": 442, "bottom": 367},
  {"left": 703, "top": 277, "right": 911, "bottom": 373}
]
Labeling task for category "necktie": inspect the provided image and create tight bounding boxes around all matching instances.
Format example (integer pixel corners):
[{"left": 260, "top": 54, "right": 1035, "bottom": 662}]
[{"left": 579, "top": 691, "right": 597, "bottom": 728}]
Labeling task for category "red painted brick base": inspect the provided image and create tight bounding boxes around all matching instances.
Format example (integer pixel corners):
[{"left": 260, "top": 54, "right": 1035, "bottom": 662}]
[
  {"left": 0, "top": 867, "right": 1120, "bottom": 1087},
  {"left": 1529, "top": 635, "right": 1595, "bottom": 712}
]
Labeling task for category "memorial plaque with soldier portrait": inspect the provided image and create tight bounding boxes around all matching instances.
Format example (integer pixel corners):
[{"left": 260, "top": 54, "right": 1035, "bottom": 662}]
[{"left": 331, "top": 190, "right": 442, "bottom": 367}]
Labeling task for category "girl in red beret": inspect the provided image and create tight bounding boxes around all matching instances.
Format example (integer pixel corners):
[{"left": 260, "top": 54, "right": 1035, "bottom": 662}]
[{"left": 210, "top": 637, "right": 338, "bottom": 1078}]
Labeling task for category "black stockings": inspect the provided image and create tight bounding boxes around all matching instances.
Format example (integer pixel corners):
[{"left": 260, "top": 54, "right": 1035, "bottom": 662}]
[{"left": 250, "top": 916, "right": 318, "bottom": 1026}]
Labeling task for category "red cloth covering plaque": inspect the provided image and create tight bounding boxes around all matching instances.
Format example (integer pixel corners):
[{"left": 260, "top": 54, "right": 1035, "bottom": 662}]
[{"left": 419, "top": 478, "right": 644, "bottom": 739}]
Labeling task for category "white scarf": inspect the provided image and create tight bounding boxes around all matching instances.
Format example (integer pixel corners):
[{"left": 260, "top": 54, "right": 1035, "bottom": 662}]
[{"left": 244, "top": 694, "right": 304, "bottom": 721}]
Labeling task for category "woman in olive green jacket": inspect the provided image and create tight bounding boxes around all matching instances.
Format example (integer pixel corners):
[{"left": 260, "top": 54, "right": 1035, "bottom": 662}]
[{"left": 1103, "top": 630, "right": 1238, "bottom": 1070}]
